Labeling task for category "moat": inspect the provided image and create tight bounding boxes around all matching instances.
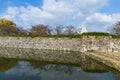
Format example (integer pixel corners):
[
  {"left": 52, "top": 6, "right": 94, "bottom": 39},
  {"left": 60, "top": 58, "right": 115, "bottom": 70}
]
[{"left": 0, "top": 49, "right": 120, "bottom": 80}]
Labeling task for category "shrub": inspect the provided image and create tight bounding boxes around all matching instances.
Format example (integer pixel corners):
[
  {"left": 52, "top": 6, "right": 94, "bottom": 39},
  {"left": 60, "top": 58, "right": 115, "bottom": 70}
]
[
  {"left": 82, "top": 32, "right": 110, "bottom": 36},
  {"left": 111, "top": 34, "right": 120, "bottom": 38}
]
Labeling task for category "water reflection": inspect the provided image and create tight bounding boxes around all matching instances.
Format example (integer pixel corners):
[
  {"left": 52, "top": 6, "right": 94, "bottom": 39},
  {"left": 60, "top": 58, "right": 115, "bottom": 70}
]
[
  {"left": 0, "top": 58, "right": 118, "bottom": 80},
  {"left": 0, "top": 58, "right": 17, "bottom": 71},
  {"left": 0, "top": 48, "right": 119, "bottom": 80},
  {"left": 0, "top": 47, "right": 111, "bottom": 73}
]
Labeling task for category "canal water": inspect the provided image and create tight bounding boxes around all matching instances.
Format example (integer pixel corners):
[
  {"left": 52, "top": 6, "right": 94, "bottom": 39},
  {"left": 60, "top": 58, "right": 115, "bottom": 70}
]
[{"left": 0, "top": 49, "right": 119, "bottom": 80}]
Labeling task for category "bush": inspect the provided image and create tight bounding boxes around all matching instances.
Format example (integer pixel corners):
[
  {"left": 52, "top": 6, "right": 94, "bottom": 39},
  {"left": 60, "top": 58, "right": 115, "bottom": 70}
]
[
  {"left": 82, "top": 32, "right": 110, "bottom": 36},
  {"left": 111, "top": 34, "right": 120, "bottom": 38}
]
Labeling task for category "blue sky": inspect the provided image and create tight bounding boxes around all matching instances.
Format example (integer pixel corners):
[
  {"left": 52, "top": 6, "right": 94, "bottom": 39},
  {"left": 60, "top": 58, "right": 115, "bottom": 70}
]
[
  {"left": 100, "top": 0, "right": 120, "bottom": 13},
  {"left": 0, "top": 0, "right": 120, "bottom": 32},
  {"left": 0, "top": 0, "right": 43, "bottom": 13}
]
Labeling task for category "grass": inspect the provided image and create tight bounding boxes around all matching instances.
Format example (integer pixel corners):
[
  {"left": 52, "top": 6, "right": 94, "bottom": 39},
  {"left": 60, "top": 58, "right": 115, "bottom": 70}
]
[
  {"left": 108, "top": 52, "right": 120, "bottom": 57},
  {"left": 0, "top": 32, "right": 119, "bottom": 39},
  {"left": 111, "top": 35, "right": 120, "bottom": 39},
  {"left": 82, "top": 32, "right": 110, "bottom": 36}
]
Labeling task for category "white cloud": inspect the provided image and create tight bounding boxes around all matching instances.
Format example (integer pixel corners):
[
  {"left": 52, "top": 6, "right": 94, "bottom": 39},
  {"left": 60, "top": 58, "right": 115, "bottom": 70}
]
[
  {"left": 83, "top": 13, "right": 120, "bottom": 32},
  {"left": 1, "top": 0, "right": 116, "bottom": 32},
  {"left": 1, "top": 5, "right": 55, "bottom": 29},
  {"left": 6, "top": 61, "right": 40, "bottom": 76}
]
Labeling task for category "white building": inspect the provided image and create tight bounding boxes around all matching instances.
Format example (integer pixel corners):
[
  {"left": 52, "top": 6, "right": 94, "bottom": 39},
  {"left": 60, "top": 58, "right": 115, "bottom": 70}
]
[{"left": 77, "top": 25, "right": 87, "bottom": 34}]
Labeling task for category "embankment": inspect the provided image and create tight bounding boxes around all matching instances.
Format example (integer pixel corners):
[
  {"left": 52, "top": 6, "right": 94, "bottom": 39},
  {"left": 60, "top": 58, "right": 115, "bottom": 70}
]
[{"left": 0, "top": 36, "right": 119, "bottom": 52}]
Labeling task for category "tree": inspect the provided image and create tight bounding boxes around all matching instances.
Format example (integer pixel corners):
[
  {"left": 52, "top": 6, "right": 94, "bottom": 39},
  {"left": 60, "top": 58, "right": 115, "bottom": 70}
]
[
  {"left": 0, "top": 19, "right": 16, "bottom": 26},
  {"left": 64, "top": 26, "right": 75, "bottom": 35},
  {"left": 17, "top": 27, "right": 29, "bottom": 35},
  {"left": 108, "top": 22, "right": 120, "bottom": 35},
  {"left": 0, "top": 19, "right": 21, "bottom": 35},
  {"left": 54, "top": 25, "right": 64, "bottom": 35},
  {"left": 53, "top": 25, "right": 76, "bottom": 35},
  {"left": 30, "top": 24, "right": 51, "bottom": 35}
]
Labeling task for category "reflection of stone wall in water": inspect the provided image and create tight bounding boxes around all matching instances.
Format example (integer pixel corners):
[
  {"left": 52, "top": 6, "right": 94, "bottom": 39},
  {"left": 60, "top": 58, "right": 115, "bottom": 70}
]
[
  {"left": 79, "top": 54, "right": 108, "bottom": 73},
  {"left": 0, "top": 36, "right": 119, "bottom": 52},
  {"left": 0, "top": 58, "right": 17, "bottom": 71},
  {"left": 0, "top": 48, "right": 107, "bottom": 73}
]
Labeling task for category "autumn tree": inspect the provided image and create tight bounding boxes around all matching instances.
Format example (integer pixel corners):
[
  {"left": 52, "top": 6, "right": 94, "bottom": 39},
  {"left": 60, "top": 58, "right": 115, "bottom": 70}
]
[
  {"left": 30, "top": 24, "right": 51, "bottom": 35},
  {"left": 0, "top": 19, "right": 16, "bottom": 26},
  {"left": 108, "top": 22, "right": 120, "bottom": 35},
  {"left": 0, "top": 19, "right": 21, "bottom": 35}
]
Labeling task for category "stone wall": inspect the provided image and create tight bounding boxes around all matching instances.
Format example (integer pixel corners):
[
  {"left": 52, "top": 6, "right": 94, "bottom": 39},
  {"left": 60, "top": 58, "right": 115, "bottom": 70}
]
[{"left": 0, "top": 36, "right": 119, "bottom": 52}]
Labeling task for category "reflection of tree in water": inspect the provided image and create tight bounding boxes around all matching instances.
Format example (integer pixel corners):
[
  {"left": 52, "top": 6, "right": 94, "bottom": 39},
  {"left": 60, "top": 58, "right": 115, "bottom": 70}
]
[
  {"left": 52, "top": 65, "right": 74, "bottom": 75},
  {"left": 31, "top": 61, "right": 48, "bottom": 71},
  {"left": 30, "top": 61, "right": 76, "bottom": 75},
  {"left": 0, "top": 58, "right": 17, "bottom": 71}
]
